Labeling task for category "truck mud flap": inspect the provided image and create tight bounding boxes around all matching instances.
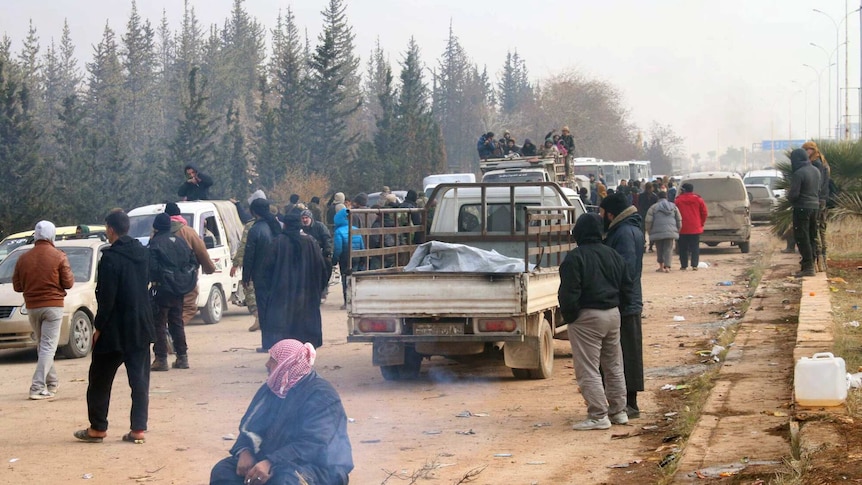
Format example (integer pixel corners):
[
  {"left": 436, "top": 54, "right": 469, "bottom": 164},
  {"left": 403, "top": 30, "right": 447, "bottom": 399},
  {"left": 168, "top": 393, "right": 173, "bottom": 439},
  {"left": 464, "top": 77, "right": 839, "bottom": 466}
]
[
  {"left": 373, "top": 341, "right": 405, "bottom": 366},
  {"left": 504, "top": 337, "right": 539, "bottom": 369}
]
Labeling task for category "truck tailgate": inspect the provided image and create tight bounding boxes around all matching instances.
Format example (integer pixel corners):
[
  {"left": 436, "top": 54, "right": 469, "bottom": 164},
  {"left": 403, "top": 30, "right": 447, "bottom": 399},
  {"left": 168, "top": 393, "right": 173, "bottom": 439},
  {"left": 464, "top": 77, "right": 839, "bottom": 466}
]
[{"left": 350, "top": 272, "right": 523, "bottom": 316}]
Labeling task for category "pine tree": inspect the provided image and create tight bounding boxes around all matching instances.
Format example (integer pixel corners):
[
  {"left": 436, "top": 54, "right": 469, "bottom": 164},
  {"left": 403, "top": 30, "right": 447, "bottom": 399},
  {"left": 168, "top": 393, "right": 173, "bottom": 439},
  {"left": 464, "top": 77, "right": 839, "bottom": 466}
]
[
  {"left": 0, "top": 60, "right": 49, "bottom": 234},
  {"left": 86, "top": 22, "right": 123, "bottom": 132},
  {"left": 306, "top": 0, "right": 361, "bottom": 176},
  {"left": 121, "top": 0, "right": 158, "bottom": 159},
  {"left": 17, "top": 20, "right": 41, "bottom": 93},
  {"left": 217, "top": 101, "right": 250, "bottom": 198},
  {"left": 169, "top": 67, "right": 217, "bottom": 181},
  {"left": 58, "top": 20, "right": 81, "bottom": 99},
  {"left": 252, "top": 76, "right": 281, "bottom": 190},
  {"left": 361, "top": 39, "right": 388, "bottom": 137},
  {"left": 273, "top": 6, "right": 307, "bottom": 168},
  {"left": 212, "top": 0, "right": 265, "bottom": 119}
]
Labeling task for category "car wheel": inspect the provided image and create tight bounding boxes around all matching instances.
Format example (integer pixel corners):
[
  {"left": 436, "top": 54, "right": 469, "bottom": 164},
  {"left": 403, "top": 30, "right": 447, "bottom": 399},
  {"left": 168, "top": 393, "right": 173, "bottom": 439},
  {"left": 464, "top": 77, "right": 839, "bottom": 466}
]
[
  {"left": 61, "top": 310, "right": 93, "bottom": 358},
  {"left": 705, "top": 242, "right": 719, "bottom": 247},
  {"left": 379, "top": 345, "right": 423, "bottom": 380},
  {"left": 739, "top": 241, "right": 750, "bottom": 253},
  {"left": 201, "top": 286, "right": 225, "bottom": 324},
  {"left": 511, "top": 319, "right": 554, "bottom": 380}
]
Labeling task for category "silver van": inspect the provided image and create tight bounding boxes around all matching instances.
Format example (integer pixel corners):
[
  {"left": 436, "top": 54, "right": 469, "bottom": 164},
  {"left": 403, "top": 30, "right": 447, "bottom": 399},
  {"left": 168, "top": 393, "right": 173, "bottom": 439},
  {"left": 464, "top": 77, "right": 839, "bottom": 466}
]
[{"left": 681, "top": 172, "right": 752, "bottom": 253}]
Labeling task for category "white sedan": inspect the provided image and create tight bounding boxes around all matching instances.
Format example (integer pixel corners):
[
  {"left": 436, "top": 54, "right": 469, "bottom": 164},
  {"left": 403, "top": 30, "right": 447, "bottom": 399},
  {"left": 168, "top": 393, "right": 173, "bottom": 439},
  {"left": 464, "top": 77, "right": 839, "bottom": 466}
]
[{"left": 0, "top": 238, "right": 107, "bottom": 358}]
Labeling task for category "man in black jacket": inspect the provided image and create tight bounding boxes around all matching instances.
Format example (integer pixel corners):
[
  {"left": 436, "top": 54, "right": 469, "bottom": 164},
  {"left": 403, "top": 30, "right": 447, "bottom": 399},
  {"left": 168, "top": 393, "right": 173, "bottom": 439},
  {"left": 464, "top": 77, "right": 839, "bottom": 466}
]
[
  {"left": 75, "top": 209, "right": 155, "bottom": 444},
  {"left": 600, "top": 193, "right": 645, "bottom": 419},
  {"left": 559, "top": 213, "right": 634, "bottom": 430},
  {"left": 148, "top": 213, "right": 197, "bottom": 371},
  {"left": 244, "top": 199, "right": 280, "bottom": 351},
  {"left": 787, "top": 147, "right": 821, "bottom": 277},
  {"left": 178, "top": 164, "right": 214, "bottom": 200},
  {"left": 301, "top": 209, "right": 333, "bottom": 300}
]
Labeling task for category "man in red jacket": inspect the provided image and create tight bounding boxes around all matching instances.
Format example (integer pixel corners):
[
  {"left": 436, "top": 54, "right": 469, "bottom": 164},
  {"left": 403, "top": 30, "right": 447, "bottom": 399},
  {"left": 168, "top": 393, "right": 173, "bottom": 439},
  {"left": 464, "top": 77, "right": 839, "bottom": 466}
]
[
  {"left": 12, "top": 221, "right": 74, "bottom": 400},
  {"left": 674, "top": 183, "right": 708, "bottom": 270}
]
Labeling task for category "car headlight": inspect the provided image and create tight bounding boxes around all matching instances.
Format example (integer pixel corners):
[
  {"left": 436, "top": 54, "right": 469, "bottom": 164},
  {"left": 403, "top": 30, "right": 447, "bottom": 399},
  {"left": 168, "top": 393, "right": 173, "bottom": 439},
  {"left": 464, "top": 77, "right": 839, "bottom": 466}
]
[{"left": 20, "top": 303, "right": 27, "bottom": 315}]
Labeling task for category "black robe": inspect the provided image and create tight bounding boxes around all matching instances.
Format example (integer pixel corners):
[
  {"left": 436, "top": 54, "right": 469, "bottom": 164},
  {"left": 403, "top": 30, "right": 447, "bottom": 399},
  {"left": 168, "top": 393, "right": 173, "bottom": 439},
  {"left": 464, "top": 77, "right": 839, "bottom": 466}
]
[
  {"left": 262, "top": 230, "right": 328, "bottom": 347},
  {"left": 210, "top": 372, "right": 353, "bottom": 485}
]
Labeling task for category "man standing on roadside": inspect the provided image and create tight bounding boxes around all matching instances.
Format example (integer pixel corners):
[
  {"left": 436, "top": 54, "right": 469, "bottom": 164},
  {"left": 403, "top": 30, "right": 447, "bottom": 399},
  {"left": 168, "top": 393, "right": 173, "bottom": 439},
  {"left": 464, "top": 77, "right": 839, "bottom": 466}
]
[
  {"left": 164, "top": 202, "right": 216, "bottom": 325},
  {"left": 674, "top": 183, "right": 708, "bottom": 271},
  {"left": 148, "top": 213, "right": 198, "bottom": 371},
  {"left": 787, "top": 148, "right": 821, "bottom": 278},
  {"left": 74, "top": 209, "right": 154, "bottom": 443},
  {"left": 559, "top": 213, "right": 633, "bottom": 430},
  {"left": 599, "top": 193, "right": 645, "bottom": 419},
  {"left": 802, "top": 141, "right": 831, "bottom": 272},
  {"left": 13, "top": 221, "right": 74, "bottom": 400}
]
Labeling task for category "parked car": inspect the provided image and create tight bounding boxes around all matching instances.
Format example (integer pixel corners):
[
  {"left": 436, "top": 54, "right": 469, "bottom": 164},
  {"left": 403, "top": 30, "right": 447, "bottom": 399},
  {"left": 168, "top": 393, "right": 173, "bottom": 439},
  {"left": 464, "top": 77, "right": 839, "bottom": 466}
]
[
  {"left": 746, "top": 184, "right": 777, "bottom": 222},
  {"left": 680, "top": 172, "right": 752, "bottom": 253},
  {"left": 0, "top": 225, "right": 105, "bottom": 263},
  {"left": 743, "top": 169, "right": 785, "bottom": 198},
  {"left": 0, "top": 239, "right": 107, "bottom": 358}
]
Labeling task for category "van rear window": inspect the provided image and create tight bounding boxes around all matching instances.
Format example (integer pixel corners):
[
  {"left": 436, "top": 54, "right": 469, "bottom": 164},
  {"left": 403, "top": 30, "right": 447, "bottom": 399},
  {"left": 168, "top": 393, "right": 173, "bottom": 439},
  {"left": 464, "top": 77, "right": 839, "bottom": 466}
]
[{"left": 687, "top": 180, "right": 746, "bottom": 201}]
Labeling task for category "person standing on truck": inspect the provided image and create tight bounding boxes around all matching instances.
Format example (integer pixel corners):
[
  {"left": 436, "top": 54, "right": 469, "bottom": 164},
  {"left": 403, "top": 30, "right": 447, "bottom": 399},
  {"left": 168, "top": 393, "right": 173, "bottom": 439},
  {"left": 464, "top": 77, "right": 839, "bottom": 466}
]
[
  {"left": 674, "top": 183, "right": 708, "bottom": 271},
  {"left": 261, "top": 213, "right": 329, "bottom": 348},
  {"left": 244, "top": 199, "right": 281, "bottom": 351},
  {"left": 558, "top": 213, "right": 633, "bottom": 430},
  {"left": 12, "top": 220, "right": 74, "bottom": 400},
  {"left": 787, "top": 147, "right": 821, "bottom": 278},
  {"left": 521, "top": 138, "right": 537, "bottom": 157},
  {"left": 560, "top": 126, "right": 576, "bottom": 157},
  {"left": 74, "top": 209, "right": 154, "bottom": 444},
  {"left": 178, "top": 164, "right": 213, "bottom": 201},
  {"left": 332, "top": 207, "right": 364, "bottom": 310},
  {"left": 477, "top": 132, "right": 496, "bottom": 159},
  {"left": 148, "top": 213, "right": 199, "bottom": 371},
  {"left": 164, "top": 203, "right": 216, "bottom": 327},
  {"left": 599, "top": 193, "right": 645, "bottom": 419}
]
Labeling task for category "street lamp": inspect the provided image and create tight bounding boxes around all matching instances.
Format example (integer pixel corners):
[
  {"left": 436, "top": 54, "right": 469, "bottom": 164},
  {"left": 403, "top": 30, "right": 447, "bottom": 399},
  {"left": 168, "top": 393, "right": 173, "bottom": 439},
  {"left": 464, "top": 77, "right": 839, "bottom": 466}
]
[
  {"left": 809, "top": 42, "right": 842, "bottom": 138},
  {"left": 813, "top": 6, "right": 861, "bottom": 140},
  {"left": 803, "top": 62, "right": 835, "bottom": 139}
]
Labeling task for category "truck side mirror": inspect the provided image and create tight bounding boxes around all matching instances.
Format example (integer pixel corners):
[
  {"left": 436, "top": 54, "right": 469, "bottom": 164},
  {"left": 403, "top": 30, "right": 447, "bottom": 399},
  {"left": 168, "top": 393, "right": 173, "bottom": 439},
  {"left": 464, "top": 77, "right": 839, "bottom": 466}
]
[{"left": 204, "top": 235, "right": 215, "bottom": 249}]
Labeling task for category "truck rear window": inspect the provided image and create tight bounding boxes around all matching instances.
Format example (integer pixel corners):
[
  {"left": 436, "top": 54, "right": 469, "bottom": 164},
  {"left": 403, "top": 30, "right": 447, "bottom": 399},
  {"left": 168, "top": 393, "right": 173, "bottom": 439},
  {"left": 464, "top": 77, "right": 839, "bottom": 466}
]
[{"left": 458, "top": 204, "right": 531, "bottom": 233}]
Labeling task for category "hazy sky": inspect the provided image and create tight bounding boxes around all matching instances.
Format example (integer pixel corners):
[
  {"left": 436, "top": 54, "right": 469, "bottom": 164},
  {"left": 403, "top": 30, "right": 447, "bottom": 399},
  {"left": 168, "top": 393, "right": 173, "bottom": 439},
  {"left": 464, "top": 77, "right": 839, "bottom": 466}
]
[{"left": 3, "top": 0, "right": 861, "bottom": 158}]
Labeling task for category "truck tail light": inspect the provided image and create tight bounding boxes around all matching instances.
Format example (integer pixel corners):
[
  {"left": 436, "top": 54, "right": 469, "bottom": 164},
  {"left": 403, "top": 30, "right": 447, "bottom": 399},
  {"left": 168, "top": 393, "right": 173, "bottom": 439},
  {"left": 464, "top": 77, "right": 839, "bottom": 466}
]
[
  {"left": 358, "top": 319, "right": 397, "bottom": 333},
  {"left": 477, "top": 318, "right": 516, "bottom": 332}
]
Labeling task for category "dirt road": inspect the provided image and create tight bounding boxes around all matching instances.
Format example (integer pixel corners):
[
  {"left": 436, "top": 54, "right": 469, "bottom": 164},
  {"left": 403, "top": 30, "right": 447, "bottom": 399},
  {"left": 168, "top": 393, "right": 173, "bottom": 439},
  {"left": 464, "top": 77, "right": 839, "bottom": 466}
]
[{"left": 0, "top": 227, "right": 775, "bottom": 484}]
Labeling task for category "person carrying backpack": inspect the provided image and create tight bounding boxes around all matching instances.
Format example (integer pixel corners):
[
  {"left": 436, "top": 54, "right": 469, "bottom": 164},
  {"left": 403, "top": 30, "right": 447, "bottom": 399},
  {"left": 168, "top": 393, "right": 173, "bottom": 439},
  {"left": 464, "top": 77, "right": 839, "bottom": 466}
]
[{"left": 148, "top": 213, "right": 199, "bottom": 371}]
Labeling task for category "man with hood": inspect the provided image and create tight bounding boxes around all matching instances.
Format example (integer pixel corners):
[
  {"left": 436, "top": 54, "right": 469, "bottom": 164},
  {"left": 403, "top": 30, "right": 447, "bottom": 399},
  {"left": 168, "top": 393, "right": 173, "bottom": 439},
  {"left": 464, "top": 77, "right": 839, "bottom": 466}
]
[
  {"left": 232, "top": 191, "right": 267, "bottom": 332},
  {"left": 164, "top": 202, "right": 216, "bottom": 327},
  {"left": 178, "top": 164, "right": 214, "bottom": 201},
  {"left": 244, "top": 199, "right": 282, "bottom": 350},
  {"left": 803, "top": 141, "right": 831, "bottom": 271},
  {"left": 674, "top": 183, "right": 708, "bottom": 270},
  {"left": 326, "top": 192, "right": 346, "bottom": 225},
  {"left": 599, "top": 193, "right": 645, "bottom": 418},
  {"left": 300, "top": 209, "right": 333, "bottom": 301},
  {"left": 787, "top": 147, "right": 821, "bottom": 277},
  {"left": 75, "top": 210, "right": 155, "bottom": 443},
  {"left": 521, "top": 139, "right": 537, "bottom": 157},
  {"left": 262, "top": 213, "right": 329, "bottom": 348},
  {"left": 148, "top": 213, "right": 198, "bottom": 371},
  {"left": 645, "top": 191, "right": 682, "bottom": 272},
  {"left": 351, "top": 193, "right": 372, "bottom": 229},
  {"left": 13, "top": 220, "right": 74, "bottom": 400},
  {"left": 538, "top": 138, "right": 560, "bottom": 157},
  {"left": 477, "top": 132, "right": 496, "bottom": 159},
  {"left": 558, "top": 213, "right": 633, "bottom": 430}
]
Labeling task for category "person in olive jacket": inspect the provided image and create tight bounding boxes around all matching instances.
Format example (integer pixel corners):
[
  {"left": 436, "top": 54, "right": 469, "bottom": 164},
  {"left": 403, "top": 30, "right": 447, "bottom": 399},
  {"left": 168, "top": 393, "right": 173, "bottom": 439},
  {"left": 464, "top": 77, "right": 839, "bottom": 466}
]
[{"left": 75, "top": 209, "right": 156, "bottom": 444}]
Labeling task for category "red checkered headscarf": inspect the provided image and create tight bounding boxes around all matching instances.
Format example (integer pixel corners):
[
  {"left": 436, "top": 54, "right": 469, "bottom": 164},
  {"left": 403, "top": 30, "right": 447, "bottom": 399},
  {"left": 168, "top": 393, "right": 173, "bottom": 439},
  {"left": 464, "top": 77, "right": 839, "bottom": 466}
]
[{"left": 266, "top": 339, "right": 316, "bottom": 398}]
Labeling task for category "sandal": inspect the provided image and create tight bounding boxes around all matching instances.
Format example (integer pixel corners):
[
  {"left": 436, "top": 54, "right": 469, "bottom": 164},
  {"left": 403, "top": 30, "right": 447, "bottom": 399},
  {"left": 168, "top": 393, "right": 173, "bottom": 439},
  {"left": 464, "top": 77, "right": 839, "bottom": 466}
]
[
  {"left": 122, "top": 432, "right": 146, "bottom": 444},
  {"left": 74, "top": 429, "right": 104, "bottom": 443}
]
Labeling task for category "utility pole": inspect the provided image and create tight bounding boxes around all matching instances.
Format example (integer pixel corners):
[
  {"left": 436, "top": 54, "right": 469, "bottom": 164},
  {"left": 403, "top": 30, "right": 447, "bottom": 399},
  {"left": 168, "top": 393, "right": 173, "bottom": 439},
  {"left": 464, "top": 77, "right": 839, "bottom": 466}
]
[{"left": 846, "top": 0, "right": 851, "bottom": 139}]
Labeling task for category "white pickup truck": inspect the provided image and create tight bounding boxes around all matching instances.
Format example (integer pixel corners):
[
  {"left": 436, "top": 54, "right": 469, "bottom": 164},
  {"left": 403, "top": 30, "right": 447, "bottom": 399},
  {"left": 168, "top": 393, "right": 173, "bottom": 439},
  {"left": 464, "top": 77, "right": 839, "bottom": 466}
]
[
  {"left": 346, "top": 182, "right": 585, "bottom": 380},
  {"left": 127, "top": 201, "right": 245, "bottom": 323}
]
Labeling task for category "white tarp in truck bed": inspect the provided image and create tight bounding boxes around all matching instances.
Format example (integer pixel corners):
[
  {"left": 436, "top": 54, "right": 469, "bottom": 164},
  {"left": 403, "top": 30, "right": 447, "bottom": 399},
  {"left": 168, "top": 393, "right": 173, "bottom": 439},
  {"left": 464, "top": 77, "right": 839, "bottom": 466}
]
[
  {"left": 210, "top": 200, "right": 244, "bottom": 259},
  {"left": 403, "top": 241, "right": 532, "bottom": 273}
]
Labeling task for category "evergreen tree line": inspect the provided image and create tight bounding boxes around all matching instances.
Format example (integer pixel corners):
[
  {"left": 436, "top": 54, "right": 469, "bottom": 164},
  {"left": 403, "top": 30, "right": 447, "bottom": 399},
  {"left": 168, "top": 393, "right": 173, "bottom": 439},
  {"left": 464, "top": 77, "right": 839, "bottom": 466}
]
[{"left": 0, "top": 0, "right": 646, "bottom": 236}]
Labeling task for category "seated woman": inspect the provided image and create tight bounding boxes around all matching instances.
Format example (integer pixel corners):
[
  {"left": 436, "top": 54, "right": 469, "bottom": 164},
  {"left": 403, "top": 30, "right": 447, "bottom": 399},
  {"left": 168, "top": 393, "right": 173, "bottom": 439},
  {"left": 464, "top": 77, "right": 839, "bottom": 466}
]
[{"left": 210, "top": 340, "right": 353, "bottom": 485}]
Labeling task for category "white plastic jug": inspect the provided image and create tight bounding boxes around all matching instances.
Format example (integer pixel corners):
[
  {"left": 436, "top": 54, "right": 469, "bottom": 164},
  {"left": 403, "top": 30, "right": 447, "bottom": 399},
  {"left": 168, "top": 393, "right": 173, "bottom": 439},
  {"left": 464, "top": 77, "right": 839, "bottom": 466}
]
[{"left": 794, "top": 352, "right": 847, "bottom": 407}]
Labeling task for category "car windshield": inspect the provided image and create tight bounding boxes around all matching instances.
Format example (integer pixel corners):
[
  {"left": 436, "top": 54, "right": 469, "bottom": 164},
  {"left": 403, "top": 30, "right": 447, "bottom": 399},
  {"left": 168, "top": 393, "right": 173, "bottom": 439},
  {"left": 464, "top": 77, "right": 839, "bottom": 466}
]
[
  {"left": 688, "top": 179, "right": 747, "bottom": 201},
  {"left": 483, "top": 172, "right": 544, "bottom": 183},
  {"left": 0, "top": 237, "right": 30, "bottom": 262},
  {"left": 128, "top": 214, "right": 193, "bottom": 239},
  {"left": 0, "top": 247, "right": 94, "bottom": 283}
]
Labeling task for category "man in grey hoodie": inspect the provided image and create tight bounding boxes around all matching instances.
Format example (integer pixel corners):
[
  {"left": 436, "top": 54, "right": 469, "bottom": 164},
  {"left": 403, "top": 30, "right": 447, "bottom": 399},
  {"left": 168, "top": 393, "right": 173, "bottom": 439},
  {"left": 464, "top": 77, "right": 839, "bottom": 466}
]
[{"left": 787, "top": 148, "right": 821, "bottom": 277}]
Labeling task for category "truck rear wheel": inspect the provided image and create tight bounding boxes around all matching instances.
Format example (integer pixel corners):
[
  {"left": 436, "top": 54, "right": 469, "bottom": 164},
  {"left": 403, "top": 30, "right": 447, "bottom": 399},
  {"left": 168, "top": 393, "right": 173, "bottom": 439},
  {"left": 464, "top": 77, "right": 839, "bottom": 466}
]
[
  {"left": 380, "top": 345, "right": 422, "bottom": 380},
  {"left": 201, "top": 286, "right": 225, "bottom": 324},
  {"left": 510, "top": 319, "right": 554, "bottom": 379},
  {"left": 739, "top": 241, "right": 750, "bottom": 253}
]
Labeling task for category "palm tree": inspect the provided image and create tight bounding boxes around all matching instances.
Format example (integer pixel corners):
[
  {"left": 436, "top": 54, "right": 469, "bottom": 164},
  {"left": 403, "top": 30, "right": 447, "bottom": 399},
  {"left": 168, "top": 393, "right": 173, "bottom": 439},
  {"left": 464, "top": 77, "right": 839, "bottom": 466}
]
[{"left": 770, "top": 140, "right": 862, "bottom": 236}]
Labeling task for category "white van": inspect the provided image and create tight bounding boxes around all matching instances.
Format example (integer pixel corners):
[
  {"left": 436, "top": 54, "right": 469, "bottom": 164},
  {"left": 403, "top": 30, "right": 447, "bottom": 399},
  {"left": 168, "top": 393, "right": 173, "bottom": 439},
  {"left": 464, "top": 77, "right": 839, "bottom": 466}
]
[
  {"left": 681, "top": 172, "right": 752, "bottom": 253},
  {"left": 127, "top": 201, "right": 245, "bottom": 323},
  {"left": 422, "top": 173, "right": 476, "bottom": 198},
  {"left": 743, "top": 169, "right": 785, "bottom": 198}
]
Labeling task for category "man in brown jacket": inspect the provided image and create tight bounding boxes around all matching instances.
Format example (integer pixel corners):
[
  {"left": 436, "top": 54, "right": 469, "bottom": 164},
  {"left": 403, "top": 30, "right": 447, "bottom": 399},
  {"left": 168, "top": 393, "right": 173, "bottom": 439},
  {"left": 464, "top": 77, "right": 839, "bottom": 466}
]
[
  {"left": 12, "top": 220, "right": 74, "bottom": 400},
  {"left": 164, "top": 203, "right": 216, "bottom": 325}
]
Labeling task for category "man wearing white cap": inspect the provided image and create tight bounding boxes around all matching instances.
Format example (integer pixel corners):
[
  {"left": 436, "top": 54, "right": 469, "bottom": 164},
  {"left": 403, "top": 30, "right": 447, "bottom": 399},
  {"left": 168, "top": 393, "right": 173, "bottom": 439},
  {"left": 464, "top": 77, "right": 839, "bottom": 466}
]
[{"left": 12, "top": 220, "right": 74, "bottom": 399}]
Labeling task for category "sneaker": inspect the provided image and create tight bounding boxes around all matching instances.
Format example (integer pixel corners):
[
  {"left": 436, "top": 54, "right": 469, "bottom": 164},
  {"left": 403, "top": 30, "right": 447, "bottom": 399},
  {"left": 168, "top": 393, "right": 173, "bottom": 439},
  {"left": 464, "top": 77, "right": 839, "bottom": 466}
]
[
  {"left": 47, "top": 383, "right": 59, "bottom": 394},
  {"left": 609, "top": 411, "right": 629, "bottom": 425},
  {"left": 572, "top": 416, "right": 611, "bottom": 430},
  {"left": 29, "top": 389, "right": 55, "bottom": 400},
  {"left": 626, "top": 406, "right": 641, "bottom": 419}
]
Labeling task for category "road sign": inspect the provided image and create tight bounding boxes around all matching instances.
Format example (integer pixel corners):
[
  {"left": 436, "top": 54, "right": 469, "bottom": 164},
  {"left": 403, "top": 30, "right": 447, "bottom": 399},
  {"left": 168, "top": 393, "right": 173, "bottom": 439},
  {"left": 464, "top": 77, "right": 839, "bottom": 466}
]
[{"left": 760, "top": 140, "right": 806, "bottom": 151}]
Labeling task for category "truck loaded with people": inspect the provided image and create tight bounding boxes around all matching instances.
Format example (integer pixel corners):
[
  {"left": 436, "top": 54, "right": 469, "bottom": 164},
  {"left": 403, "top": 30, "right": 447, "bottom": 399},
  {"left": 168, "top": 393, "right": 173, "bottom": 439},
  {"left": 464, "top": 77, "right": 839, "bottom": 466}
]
[{"left": 344, "top": 181, "right": 586, "bottom": 380}]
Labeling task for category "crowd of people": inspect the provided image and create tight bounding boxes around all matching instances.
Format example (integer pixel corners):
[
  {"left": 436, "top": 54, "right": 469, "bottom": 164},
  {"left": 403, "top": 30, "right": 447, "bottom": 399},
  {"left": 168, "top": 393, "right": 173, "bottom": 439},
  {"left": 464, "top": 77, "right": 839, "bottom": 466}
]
[{"left": 477, "top": 126, "right": 576, "bottom": 159}]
